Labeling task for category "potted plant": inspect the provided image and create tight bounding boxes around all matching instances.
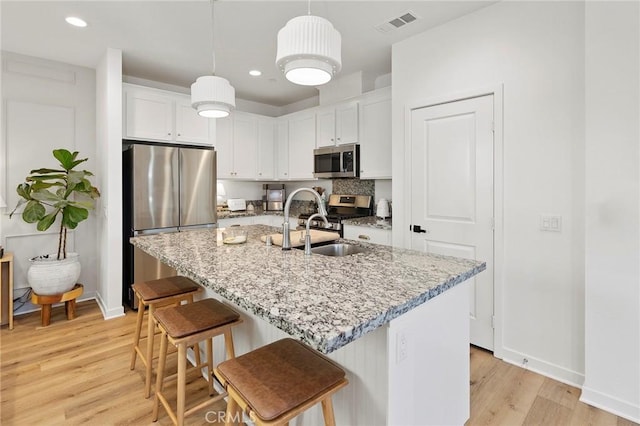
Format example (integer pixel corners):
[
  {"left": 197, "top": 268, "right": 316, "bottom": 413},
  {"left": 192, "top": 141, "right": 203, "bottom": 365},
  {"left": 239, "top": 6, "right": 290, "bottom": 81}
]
[{"left": 10, "top": 149, "right": 100, "bottom": 295}]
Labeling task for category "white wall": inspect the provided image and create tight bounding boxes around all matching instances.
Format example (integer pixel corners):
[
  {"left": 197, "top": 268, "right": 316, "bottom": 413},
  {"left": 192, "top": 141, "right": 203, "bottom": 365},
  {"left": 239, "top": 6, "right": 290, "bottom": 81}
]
[
  {"left": 95, "top": 48, "right": 124, "bottom": 319},
  {"left": 393, "top": 0, "right": 586, "bottom": 385},
  {"left": 582, "top": 2, "right": 640, "bottom": 422},
  {"left": 0, "top": 52, "right": 98, "bottom": 308}
]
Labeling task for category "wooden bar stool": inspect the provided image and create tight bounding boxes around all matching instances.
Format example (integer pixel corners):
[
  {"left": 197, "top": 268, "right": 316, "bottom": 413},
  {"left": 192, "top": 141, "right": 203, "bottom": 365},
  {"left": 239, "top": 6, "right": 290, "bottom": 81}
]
[
  {"left": 130, "top": 276, "right": 201, "bottom": 398},
  {"left": 152, "top": 298, "right": 242, "bottom": 426},
  {"left": 214, "top": 338, "right": 348, "bottom": 426}
]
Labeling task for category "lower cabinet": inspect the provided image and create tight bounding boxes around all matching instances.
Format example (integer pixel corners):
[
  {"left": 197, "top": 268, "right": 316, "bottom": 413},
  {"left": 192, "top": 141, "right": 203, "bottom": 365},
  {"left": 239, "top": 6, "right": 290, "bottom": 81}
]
[{"left": 343, "top": 225, "right": 391, "bottom": 246}]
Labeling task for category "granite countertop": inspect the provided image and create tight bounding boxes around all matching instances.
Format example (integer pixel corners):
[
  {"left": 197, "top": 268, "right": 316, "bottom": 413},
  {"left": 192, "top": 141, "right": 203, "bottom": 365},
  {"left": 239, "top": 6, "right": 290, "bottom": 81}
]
[
  {"left": 217, "top": 209, "right": 284, "bottom": 219},
  {"left": 130, "top": 225, "right": 485, "bottom": 353},
  {"left": 342, "top": 216, "right": 393, "bottom": 230}
]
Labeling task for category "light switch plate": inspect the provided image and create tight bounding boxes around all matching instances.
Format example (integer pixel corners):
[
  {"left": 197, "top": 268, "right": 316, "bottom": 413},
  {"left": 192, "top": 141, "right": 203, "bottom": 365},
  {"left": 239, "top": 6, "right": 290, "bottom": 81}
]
[{"left": 540, "top": 215, "right": 562, "bottom": 232}]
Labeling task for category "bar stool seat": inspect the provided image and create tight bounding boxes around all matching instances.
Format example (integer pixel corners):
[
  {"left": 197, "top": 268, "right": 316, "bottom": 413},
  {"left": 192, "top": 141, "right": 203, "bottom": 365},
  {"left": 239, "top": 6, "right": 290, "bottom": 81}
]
[
  {"left": 130, "top": 276, "right": 201, "bottom": 398},
  {"left": 214, "top": 338, "right": 348, "bottom": 426},
  {"left": 153, "top": 298, "right": 242, "bottom": 426}
]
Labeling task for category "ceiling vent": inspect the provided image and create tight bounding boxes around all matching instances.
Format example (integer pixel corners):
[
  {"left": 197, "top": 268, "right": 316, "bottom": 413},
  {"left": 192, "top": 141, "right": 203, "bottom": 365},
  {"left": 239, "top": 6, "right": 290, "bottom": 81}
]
[{"left": 375, "top": 11, "right": 420, "bottom": 34}]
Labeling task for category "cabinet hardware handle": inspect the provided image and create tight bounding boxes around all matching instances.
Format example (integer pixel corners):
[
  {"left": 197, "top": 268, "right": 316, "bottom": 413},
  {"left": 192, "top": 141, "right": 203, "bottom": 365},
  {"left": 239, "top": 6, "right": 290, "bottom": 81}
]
[
  {"left": 337, "top": 137, "right": 341, "bottom": 140},
  {"left": 168, "top": 132, "right": 171, "bottom": 135},
  {"left": 177, "top": 133, "right": 181, "bottom": 136},
  {"left": 358, "top": 234, "right": 370, "bottom": 240}
]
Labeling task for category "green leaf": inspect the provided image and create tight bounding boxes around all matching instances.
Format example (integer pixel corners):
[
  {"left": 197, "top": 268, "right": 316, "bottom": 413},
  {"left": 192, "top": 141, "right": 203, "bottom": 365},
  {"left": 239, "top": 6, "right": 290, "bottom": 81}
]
[
  {"left": 70, "top": 158, "right": 88, "bottom": 170},
  {"left": 53, "top": 149, "right": 75, "bottom": 171},
  {"left": 63, "top": 205, "right": 88, "bottom": 228},
  {"left": 67, "top": 170, "right": 86, "bottom": 186},
  {"left": 68, "top": 200, "right": 94, "bottom": 210},
  {"left": 27, "top": 174, "right": 67, "bottom": 181},
  {"left": 28, "top": 168, "right": 65, "bottom": 174},
  {"left": 9, "top": 198, "right": 27, "bottom": 218},
  {"left": 36, "top": 211, "right": 58, "bottom": 231},
  {"left": 16, "top": 183, "right": 32, "bottom": 200},
  {"left": 31, "top": 189, "right": 63, "bottom": 203},
  {"left": 22, "top": 200, "right": 46, "bottom": 223},
  {"left": 31, "top": 181, "right": 63, "bottom": 191},
  {"left": 90, "top": 186, "right": 101, "bottom": 199}
]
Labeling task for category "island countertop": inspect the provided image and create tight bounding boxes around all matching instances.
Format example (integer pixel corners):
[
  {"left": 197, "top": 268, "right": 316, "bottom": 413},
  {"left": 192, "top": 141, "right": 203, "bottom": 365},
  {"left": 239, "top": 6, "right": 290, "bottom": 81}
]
[{"left": 130, "top": 224, "right": 485, "bottom": 354}]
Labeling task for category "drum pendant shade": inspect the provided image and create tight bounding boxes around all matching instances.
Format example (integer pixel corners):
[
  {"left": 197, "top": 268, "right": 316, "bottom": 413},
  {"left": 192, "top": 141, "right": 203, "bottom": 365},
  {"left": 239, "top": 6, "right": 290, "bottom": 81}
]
[{"left": 276, "top": 15, "right": 342, "bottom": 86}]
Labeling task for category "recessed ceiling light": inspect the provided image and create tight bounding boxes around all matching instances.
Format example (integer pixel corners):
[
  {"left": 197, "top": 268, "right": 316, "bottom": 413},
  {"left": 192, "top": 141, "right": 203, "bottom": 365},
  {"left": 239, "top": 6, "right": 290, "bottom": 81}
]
[
  {"left": 65, "top": 16, "right": 88, "bottom": 28},
  {"left": 249, "top": 70, "right": 262, "bottom": 77}
]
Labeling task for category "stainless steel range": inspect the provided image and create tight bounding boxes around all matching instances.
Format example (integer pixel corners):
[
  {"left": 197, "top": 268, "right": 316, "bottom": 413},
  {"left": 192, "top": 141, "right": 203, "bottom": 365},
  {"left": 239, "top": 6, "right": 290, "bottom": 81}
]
[{"left": 298, "top": 194, "right": 372, "bottom": 236}]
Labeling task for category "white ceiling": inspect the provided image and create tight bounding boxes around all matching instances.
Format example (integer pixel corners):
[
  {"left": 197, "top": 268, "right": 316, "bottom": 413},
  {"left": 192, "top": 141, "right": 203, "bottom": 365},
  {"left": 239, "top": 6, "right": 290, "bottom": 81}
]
[{"left": 1, "top": 1, "right": 496, "bottom": 107}]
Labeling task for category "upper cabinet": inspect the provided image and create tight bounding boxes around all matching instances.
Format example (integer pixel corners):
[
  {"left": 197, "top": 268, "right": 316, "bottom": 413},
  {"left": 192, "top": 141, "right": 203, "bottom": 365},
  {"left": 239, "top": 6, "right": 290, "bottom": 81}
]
[
  {"left": 123, "top": 83, "right": 215, "bottom": 146},
  {"left": 287, "top": 111, "right": 316, "bottom": 179},
  {"left": 215, "top": 111, "right": 275, "bottom": 180},
  {"left": 316, "top": 100, "right": 359, "bottom": 147},
  {"left": 359, "top": 87, "right": 391, "bottom": 179},
  {"left": 275, "top": 120, "right": 289, "bottom": 179},
  {"left": 257, "top": 118, "right": 275, "bottom": 179}
]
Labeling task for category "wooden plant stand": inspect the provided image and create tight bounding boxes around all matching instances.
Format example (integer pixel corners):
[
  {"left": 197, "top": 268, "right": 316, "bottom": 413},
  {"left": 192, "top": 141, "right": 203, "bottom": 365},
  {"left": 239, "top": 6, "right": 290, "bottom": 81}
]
[{"left": 31, "top": 284, "right": 84, "bottom": 327}]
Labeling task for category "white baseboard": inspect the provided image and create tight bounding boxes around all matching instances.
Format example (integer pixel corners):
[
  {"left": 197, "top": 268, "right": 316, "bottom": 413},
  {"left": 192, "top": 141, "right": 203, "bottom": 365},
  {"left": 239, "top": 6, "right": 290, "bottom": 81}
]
[
  {"left": 500, "top": 346, "right": 585, "bottom": 388},
  {"left": 581, "top": 386, "right": 640, "bottom": 424},
  {"left": 95, "top": 292, "right": 125, "bottom": 319}
]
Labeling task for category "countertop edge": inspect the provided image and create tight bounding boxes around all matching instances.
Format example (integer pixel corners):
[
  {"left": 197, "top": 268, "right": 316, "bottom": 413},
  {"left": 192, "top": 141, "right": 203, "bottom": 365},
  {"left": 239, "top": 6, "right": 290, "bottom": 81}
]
[{"left": 132, "top": 238, "right": 486, "bottom": 354}]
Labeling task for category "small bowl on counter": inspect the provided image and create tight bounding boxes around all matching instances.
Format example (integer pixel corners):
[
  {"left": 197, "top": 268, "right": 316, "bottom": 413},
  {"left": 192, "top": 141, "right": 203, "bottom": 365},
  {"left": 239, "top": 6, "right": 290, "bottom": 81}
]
[{"left": 222, "top": 229, "right": 248, "bottom": 245}]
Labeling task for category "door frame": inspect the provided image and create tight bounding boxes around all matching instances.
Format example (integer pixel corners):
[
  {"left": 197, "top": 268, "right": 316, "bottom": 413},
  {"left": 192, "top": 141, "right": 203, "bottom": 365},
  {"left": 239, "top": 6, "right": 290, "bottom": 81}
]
[{"left": 402, "top": 84, "right": 505, "bottom": 358}]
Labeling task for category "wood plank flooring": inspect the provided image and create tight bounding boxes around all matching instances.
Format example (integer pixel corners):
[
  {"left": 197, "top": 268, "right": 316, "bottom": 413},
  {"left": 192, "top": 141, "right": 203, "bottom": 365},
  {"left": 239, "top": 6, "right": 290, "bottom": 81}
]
[{"left": 1, "top": 300, "right": 637, "bottom": 425}]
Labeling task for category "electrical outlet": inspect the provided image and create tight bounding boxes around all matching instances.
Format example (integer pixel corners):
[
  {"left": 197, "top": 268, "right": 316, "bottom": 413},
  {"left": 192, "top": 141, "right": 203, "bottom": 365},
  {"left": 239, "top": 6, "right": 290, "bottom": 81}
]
[
  {"left": 540, "top": 215, "right": 562, "bottom": 232},
  {"left": 397, "top": 332, "right": 408, "bottom": 363}
]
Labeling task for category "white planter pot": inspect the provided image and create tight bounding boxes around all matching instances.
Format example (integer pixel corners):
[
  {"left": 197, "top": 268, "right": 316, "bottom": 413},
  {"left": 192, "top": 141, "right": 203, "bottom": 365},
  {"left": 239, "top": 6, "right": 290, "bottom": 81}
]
[{"left": 28, "top": 253, "right": 81, "bottom": 295}]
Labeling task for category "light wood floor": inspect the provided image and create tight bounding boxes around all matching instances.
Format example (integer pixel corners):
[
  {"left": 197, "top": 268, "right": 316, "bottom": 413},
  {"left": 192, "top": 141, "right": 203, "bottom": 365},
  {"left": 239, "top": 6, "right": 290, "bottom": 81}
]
[{"left": 1, "top": 300, "right": 637, "bottom": 425}]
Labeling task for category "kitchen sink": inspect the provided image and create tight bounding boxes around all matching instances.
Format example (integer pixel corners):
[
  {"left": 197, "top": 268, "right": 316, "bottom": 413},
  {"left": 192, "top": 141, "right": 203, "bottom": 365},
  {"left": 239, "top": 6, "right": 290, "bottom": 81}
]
[{"left": 309, "top": 243, "right": 368, "bottom": 257}]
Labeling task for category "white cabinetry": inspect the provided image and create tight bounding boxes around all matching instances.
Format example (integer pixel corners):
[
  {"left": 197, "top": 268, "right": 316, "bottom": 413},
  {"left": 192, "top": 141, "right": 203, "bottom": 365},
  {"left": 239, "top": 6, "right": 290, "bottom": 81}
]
[
  {"left": 257, "top": 118, "right": 275, "bottom": 179},
  {"left": 232, "top": 112, "right": 258, "bottom": 179},
  {"left": 123, "top": 84, "right": 214, "bottom": 146},
  {"left": 316, "top": 100, "right": 359, "bottom": 147},
  {"left": 275, "top": 120, "right": 289, "bottom": 179},
  {"left": 216, "top": 111, "right": 275, "bottom": 180},
  {"left": 359, "top": 87, "right": 392, "bottom": 179},
  {"left": 343, "top": 224, "right": 391, "bottom": 246},
  {"left": 287, "top": 112, "right": 316, "bottom": 179}
]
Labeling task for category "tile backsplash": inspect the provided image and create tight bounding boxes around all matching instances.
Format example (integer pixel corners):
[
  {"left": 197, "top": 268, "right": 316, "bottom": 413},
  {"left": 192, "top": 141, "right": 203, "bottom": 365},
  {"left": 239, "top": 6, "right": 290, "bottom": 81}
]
[{"left": 332, "top": 179, "right": 375, "bottom": 197}]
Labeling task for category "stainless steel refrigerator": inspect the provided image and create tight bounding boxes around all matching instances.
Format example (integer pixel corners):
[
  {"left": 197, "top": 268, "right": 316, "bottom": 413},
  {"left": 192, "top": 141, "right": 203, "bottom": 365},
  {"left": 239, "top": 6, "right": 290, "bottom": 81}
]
[{"left": 122, "top": 141, "right": 216, "bottom": 308}]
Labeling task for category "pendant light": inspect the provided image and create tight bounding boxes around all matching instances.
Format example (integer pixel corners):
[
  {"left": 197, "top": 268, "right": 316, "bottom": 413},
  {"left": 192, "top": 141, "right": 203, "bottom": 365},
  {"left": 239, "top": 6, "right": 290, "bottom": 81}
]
[
  {"left": 276, "top": 0, "right": 341, "bottom": 86},
  {"left": 191, "top": 0, "right": 235, "bottom": 118}
]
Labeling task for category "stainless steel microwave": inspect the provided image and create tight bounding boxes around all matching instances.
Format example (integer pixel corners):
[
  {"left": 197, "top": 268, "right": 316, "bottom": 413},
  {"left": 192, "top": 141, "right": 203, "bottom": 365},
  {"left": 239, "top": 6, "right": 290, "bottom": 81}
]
[{"left": 313, "top": 144, "right": 360, "bottom": 178}]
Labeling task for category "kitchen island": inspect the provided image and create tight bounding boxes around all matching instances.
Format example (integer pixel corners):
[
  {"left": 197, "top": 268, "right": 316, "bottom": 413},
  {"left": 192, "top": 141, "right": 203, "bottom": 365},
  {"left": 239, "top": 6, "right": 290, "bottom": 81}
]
[{"left": 131, "top": 225, "right": 485, "bottom": 425}]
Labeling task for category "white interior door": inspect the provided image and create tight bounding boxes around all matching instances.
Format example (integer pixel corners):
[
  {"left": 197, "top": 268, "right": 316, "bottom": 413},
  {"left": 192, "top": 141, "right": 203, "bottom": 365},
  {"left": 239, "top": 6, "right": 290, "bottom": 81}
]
[{"left": 410, "top": 95, "right": 495, "bottom": 350}]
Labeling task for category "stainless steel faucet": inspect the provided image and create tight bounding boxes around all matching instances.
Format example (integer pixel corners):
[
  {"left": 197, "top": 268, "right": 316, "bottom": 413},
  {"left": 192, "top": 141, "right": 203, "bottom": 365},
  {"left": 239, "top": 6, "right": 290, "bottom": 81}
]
[
  {"left": 304, "top": 213, "right": 329, "bottom": 255},
  {"left": 282, "top": 187, "right": 328, "bottom": 250}
]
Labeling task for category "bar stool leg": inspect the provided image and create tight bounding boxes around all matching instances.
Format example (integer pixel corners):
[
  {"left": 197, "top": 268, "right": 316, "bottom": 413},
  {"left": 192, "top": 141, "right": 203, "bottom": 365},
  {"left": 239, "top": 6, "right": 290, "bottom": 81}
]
[
  {"left": 152, "top": 331, "right": 169, "bottom": 422},
  {"left": 177, "top": 343, "right": 187, "bottom": 426},
  {"left": 145, "top": 304, "right": 157, "bottom": 398},
  {"left": 224, "top": 330, "right": 236, "bottom": 359},
  {"left": 130, "top": 302, "right": 145, "bottom": 370},
  {"left": 205, "top": 338, "right": 214, "bottom": 396},
  {"left": 224, "top": 396, "right": 238, "bottom": 426},
  {"left": 321, "top": 397, "right": 337, "bottom": 426}
]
